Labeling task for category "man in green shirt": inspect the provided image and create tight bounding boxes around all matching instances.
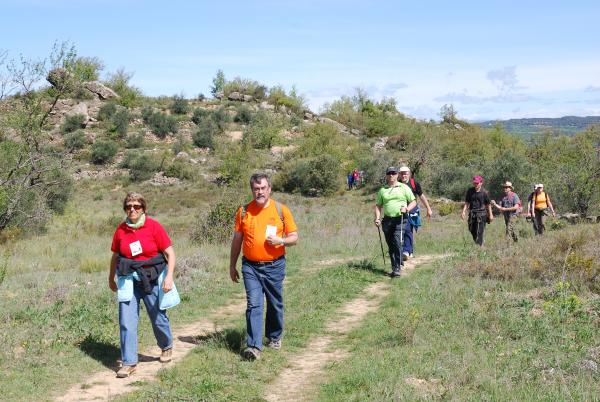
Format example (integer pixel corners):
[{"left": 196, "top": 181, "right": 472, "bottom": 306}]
[{"left": 374, "top": 167, "right": 417, "bottom": 277}]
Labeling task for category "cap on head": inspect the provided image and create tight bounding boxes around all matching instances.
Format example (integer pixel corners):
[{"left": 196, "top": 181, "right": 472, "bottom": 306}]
[
  {"left": 503, "top": 181, "right": 513, "bottom": 189},
  {"left": 472, "top": 175, "right": 484, "bottom": 184},
  {"left": 386, "top": 166, "right": 397, "bottom": 174},
  {"left": 537, "top": 183, "right": 544, "bottom": 189},
  {"left": 398, "top": 165, "right": 410, "bottom": 173}
]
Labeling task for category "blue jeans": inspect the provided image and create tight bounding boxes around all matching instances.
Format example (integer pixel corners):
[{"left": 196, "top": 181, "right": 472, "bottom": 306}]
[
  {"left": 119, "top": 281, "right": 173, "bottom": 366},
  {"left": 382, "top": 215, "right": 409, "bottom": 270},
  {"left": 403, "top": 220, "right": 414, "bottom": 255},
  {"left": 242, "top": 256, "right": 286, "bottom": 350}
]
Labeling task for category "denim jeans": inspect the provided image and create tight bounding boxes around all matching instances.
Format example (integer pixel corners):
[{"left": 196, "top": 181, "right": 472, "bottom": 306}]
[
  {"left": 382, "top": 215, "right": 409, "bottom": 270},
  {"left": 241, "top": 256, "right": 286, "bottom": 350},
  {"left": 119, "top": 280, "right": 173, "bottom": 366},
  {"left": 403, "top": 220, "right": 414, "bottom": 255}
]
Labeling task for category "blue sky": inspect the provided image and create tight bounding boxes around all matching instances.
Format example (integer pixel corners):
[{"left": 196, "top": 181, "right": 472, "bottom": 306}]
[{"left": 2, "top": 0, "right": 599, "bottom": 121}]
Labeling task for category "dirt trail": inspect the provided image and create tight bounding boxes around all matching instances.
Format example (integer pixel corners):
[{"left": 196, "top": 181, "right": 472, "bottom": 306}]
[
  {"left": 56, "top": 297, "right": 246, "bottom": 402},
  {"left": 264, "top": 254, "right": 442, "bottom": 402}
]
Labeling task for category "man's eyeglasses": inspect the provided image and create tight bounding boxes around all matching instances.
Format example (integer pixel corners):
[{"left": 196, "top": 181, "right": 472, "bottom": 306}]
[
  {"left": 386, "top": 172, "right": 397, "bottom": 175},
  {"left": 125, "top": 204, "right": 143, "bottom": 211}
]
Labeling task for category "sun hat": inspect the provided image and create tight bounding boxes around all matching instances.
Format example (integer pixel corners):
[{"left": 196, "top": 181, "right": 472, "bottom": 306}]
[
  {"left": 503, "top": 181, "right": 513, "bottom": 189},
  {"left": 472, "top": 175, "right": 483, "bottom": 184},
  {"left": 398, "top": 166, "right": 411, "bottom": 173},
  {"left": 537, "top": 183, "right": 544, "bottom": 189}
]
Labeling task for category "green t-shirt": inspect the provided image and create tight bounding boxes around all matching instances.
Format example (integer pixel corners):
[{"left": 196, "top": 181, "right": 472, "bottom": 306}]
[{"left": 376, "top": 183, "right": 416, "bottom": 217}]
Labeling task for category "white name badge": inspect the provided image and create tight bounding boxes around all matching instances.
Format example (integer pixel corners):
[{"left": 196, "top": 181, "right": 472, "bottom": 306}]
[
  {"left": 129, "top": 240, "right": 143, "bottom": 256},
  {"left": 265, "top": 225, "right": 277, "bottom": 238}
]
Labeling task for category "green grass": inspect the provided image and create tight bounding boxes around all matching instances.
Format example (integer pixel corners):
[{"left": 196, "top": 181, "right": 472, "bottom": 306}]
[{"left": 1, "top": 182, "right": 598, "bottom": 401}]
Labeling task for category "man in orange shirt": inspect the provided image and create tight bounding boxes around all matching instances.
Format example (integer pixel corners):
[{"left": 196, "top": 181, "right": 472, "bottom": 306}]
[{"left": 229, "top": 173, "right": 299, "bottom": 360}]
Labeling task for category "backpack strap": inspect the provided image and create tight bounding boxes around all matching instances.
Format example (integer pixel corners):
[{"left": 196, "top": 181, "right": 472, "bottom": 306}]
[{"left": 410, "top": 178, "right": 416, "bottom": 192}]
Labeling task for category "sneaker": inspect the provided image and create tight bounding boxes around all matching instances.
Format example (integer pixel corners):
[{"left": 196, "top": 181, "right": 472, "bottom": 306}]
[
  {"left": 116, "top": 365, "right": 137, "bottom": 378},
  {"left": 402, "top": 252, "right": 410, "bottom": 261},
  {"left": 160, "top": 347, "right": 173, "bottom": 363},
  {"left": 242, "top": 347, "right": 261, "bottom": 361},
  {"left": 266, "top": 338, "right": 282, "bottom": 350},
  {"left": 390, "top": 268, "right": 401, "bottom": 277}
]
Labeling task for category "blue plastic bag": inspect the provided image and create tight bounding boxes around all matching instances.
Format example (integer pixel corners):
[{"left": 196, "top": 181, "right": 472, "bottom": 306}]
[{"left": 158, "top": 270, "right": 180, "bottom": 310}]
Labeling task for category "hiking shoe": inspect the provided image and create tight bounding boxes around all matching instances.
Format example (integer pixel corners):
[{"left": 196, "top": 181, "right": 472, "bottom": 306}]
[
  {"left": 266, "top": 338, "right": 282, "bottom": 350},
  {"left": 242, "top": 347, "right": 261, "bottom": 361},
  {"left": 390, "top": 268, "right": 401, "bottom": 277},
  {"left": 116, "top": 365, "right": 137, "bottom": 378},
  {"left": 402, "top": 252, "right": 410, "bottom": 261},
  {"left": 159, "top": 347, "right": 172, "bottom": 363}
]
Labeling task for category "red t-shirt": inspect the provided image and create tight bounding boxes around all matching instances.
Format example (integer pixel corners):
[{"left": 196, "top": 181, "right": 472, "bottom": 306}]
[{"left": 111, "top": 216, "right": 172, "bottom": 260}]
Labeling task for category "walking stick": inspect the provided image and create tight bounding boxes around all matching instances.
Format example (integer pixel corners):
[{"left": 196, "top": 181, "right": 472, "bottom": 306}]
[{"left": 376, "top": 225, "right": 386, "bottom": 266}]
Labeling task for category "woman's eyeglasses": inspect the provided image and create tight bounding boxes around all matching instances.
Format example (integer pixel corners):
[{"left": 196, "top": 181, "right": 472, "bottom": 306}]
[{"left": 125, "top": 204, "right": 143, "bottom": 211}]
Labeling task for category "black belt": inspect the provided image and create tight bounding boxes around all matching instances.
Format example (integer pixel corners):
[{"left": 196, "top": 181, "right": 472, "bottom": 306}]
[{"left": 243, "top": 255, "right": 285, "bottom": 266}]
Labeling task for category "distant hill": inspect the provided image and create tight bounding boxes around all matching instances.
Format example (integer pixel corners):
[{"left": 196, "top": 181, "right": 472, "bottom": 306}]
[{"left": 476, "top": 116, "right": 600, "bottom": 138}]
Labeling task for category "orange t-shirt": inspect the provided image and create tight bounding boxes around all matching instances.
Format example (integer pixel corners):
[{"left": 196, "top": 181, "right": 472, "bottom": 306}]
[
  {"left": 235, "top": 199, "right": 298, "bottom": 262},
  {"left": 534, "top": 191, "right": 548, "bottom": 210}
]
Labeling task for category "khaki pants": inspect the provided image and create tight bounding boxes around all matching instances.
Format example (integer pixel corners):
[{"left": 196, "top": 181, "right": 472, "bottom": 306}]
[{"left": 504, "top": 214, "right": 518, "bottom": 242}]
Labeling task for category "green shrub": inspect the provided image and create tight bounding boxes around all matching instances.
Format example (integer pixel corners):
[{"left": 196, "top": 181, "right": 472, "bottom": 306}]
[
  {"left": 551, "top": 219, "right": 566, "bottom": 231},
  {"left": 437, "top": 202, "right": 459, "bottom": 217},
  {"left": 191, "top": 108, "right": 210, "bottom": 125},
  {"left": 217, "top": 142, "right": 257, "bottom": 185},
  {"left": 211, "top": 107, "right": 230, "bottom": 132},
  {"left": 170, "top": 95, "right": 189, "bottom": 115},
  {"left": 61, "top": 114, "right": 86, "bottom": 134},
  {"left": 171, "top": 133, "right": 190, "bottom": 155},
  {"left": 278, "top": 154, "right": 341, "bottom": 196},
  {"left": 193, "top": 119, "right": 218, "bottom": 149},
  {"left": 243, "top": 112, "right": 283, "bottom": 149},
  {"left": 190, "top": 192, "right": 243, "bottom": 244},
  {"left": 386, "top": 133, "right": 409, "bottom": 151},
  {"left": 97, "top": 102, "right": 117, "bottom": 121},
  {"left": 165, "top": 160, "right": 195, "bottom": 180},
  {"left": 141, "top": 106, "right": 154, "bottom": 123},
  {"left": 104, "top": 68, "right": 143, "bottom": 108},
  {"left": 146, "top": 111, "right": 178, "bottom": 138},
  {"left": 108, "top": 108, "right": 130, "bottom": 138},
  {"left": 125, "top": 132, "right": 145, "bottom": 148},
  {"left": 120, "top": 151, "right": 158, "bottom": 181},
  {"left": 90, "top": 139, "right": 118, "bottom": 164},
  {"left": 234, "top": 105, "right": 254, "bottom": 124},
  {"left": 63, "top": 130, "right": 86, "bottom": 151}
]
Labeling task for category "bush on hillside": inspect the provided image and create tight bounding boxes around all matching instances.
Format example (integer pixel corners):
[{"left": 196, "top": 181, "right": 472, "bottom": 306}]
[
  {"left": 243, "top": 112, "right": 284, "bottom": 149},
  {"left": 145, "top": 110, "right": 178, "bottom": 138},
  {"left": 234, "top": 104, "right": 253, "bottom": 124},
  {"left": 211, "top": 107, "right": 230, "bottom": 132},
  {"left": 276, "top": 154, "right": 341, "bottom": 196},
  {"left": 97, "top": 102, "right": 117, "bottom": 122},
  {"left": 165, "top": 160, "right": 195, "bottom": 180},
  {"left": 191, "top": 108, "right": 210, "bottom": 125},
  {"left": 193, "top": 119, "right": 218, "bottom": 149},
  {"left": 107, "top": 108, "right": 130, "bottom": 138},
  {"left": 170, "top": 95, "right": 189, "bottom": 115},
  {"left": 63, "top": 130, "right": 86, "bottom": 151},
  {"left": 125, "top": 132, "right": 145, "bottom": 148},
  {"left": 216, "top": 142, "right": 258, "bottom": 185},
  {"left": 61, "top": 114, "right": 86, "bottom": 134},
  {"left": 104, "top": 68, "right": 143, "bottom": 108},
  {"left": 120, "top": 151, "right": 158, "bottom": 181},
  {"left": 90, "top": 139, "right": 118, "bottom": 165},
  {"left": 171, "top": 133, "right": 190, "bottom": 155},
  {"left": 190, "top": 192, "right": 243, "bottom": 244}
]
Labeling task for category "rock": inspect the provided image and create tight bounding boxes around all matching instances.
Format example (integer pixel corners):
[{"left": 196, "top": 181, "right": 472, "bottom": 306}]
[
  {"left": 585, "top": 215, "right": 598, "bottom": 223},
  {"left": 259, "top": 101, "right": 275, "bottom": 110},
  {"left": 72, "top": 168, "right": 128, "bottom": 181},
  {"left": 215, "top": 91, "right": 224, "bottom": 100},
  {"left": 242, "top": 94, "right": 254, "bottom": 102},
  {"left": 454, "top": 123, "right": 463, "bottom": 130},
  {"left": 84, "top": 81, "right": 119, "bottom": 100},
  {"left": 66, "top": 102, "right": 89, "bottom": 123},
  {"left": 175, "top": 151, "right": 190, "bottom": 161},
  {"left": 270, "top": 145, "right": 296, "bottom": 157},
  {"left": 304, "top": 112, "right": 313, "bottom": 120},
  {"left": 148, "top": 171, "right": 181, "bottom": 186},
  {"left": 351, "top": 128, "right": 361, "bottom": 136},
  {"left": 317, "top": 116, "right": 347, "bottom": 132},
  {"left": 559, "top": 212, "right": 580, "bottom": 224},
  {"left": 575, "top": 360, "right": 598, "bottom": 373},
  {"left": 228, "top": 91, "right": 242, "bottom": 101},
  {"left": 373, "top": 137, "right": 388, "bottom": 151}
]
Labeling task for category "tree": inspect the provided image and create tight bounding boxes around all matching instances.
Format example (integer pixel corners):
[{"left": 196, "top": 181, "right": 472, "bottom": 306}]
[
  {"left": 0, "top": 42, "right": 77, "bottom": 232},
  {"left": 211, "top": 69, "right": 225, "bottom": 97}
]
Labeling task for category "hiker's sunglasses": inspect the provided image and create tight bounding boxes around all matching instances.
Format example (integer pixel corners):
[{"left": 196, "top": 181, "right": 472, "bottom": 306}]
[{"left": 124, "top": 204, "right": 143, "bottom": 211}]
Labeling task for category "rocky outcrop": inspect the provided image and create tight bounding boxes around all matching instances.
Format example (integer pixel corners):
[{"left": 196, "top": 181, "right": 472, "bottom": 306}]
[
  {"left": 318, "top": 116, "right": 348, "bottom": 132},
  {"left": 84, "top": 81, "right": 119, "bottom": 100},
  {"left": 148, "top": 171, "right": 181, "bottom": 186},
  {"left": 66, "top": 102, "right": 90, "bottom": 122}
]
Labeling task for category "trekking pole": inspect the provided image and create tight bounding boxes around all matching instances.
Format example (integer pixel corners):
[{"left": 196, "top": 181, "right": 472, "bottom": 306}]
[{"left": 376, "top": 225, "right": 386, "bottom": 266}]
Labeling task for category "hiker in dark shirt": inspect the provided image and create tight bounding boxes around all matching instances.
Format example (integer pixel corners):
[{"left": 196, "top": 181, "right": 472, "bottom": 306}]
[{"left": 461, "top": 176, "right": 493, "bottom": 246}]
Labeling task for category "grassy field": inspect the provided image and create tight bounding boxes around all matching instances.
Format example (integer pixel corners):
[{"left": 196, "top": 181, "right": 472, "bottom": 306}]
[{"left": 1, "top": 180, "right": 598, "bottom": 401}]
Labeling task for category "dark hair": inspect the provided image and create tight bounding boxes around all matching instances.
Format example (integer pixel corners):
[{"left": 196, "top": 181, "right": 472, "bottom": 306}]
[
  {"left": 122, "top": 192, "right": 147, "bottom": 212},
  {"left": 249, "top": 172, "right": 271, "bottom": 189}
]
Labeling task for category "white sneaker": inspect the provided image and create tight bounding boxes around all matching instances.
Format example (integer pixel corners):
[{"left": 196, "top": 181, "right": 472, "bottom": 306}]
[{"left": 402, "top": 252, "right": 410, "bottom": 261}]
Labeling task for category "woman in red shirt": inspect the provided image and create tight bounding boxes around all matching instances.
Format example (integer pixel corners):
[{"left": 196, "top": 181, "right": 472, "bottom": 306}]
[{"left": 108, "top": 192, "right": 176, "bottom": 378}]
